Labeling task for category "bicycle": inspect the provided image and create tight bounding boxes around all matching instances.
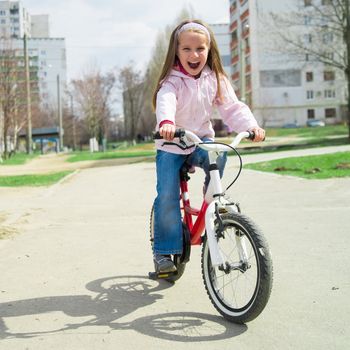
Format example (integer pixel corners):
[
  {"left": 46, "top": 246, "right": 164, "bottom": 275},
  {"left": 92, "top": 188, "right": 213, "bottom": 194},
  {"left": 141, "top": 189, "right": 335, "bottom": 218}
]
[{"left": 149, "top": 129, "right": 273, "bottom": 324}]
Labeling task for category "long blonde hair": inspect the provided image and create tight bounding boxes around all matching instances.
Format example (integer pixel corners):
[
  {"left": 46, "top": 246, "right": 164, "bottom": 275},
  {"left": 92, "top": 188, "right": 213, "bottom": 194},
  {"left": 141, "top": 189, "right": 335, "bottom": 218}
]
[{"left": 152, "top": 19, "right": 227, "bottom": 110}]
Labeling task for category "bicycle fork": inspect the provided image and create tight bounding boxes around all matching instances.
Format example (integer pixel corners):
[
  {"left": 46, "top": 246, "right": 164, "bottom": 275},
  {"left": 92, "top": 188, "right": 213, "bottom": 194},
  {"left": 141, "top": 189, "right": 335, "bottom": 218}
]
[{"left": 204, "top": 151, "right": 248, "bottom": 270}]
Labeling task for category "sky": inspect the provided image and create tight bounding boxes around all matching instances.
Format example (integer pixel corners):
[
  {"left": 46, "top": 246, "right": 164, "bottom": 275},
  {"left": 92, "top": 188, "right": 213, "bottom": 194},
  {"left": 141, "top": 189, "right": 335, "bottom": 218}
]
[{"left": 23, "top": 0, "right": 230, "bottom": 81}]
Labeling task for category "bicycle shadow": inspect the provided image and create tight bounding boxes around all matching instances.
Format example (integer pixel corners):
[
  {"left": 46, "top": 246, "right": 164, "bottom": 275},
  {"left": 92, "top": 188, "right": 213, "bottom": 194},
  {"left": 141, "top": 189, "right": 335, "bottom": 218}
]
[{"left": 0, "top": 275, "right": 246, "bottom": 342}]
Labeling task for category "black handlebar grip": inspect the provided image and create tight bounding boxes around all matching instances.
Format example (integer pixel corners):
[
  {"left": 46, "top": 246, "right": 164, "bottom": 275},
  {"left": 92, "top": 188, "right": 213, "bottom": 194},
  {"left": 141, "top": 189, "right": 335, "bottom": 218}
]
[
  {"left": 152, "top": 128, "right": 185, "bottom": 140},
  {"left": 247, "top": 131, "right": 256, "bottom": 140}
]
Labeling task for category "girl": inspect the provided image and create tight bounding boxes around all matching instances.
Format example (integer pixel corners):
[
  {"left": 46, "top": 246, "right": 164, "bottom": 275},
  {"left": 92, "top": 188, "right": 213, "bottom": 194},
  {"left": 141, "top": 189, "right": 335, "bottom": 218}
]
[{"left": 152, "top": 19, "right": 265, "bottom": 273}]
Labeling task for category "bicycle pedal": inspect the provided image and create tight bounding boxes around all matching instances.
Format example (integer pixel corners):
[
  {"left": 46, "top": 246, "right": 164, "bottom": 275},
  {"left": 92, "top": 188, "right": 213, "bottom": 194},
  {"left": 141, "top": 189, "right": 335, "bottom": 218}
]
[{"left": 148, "top": 271, "right": 176, "bottom": 280}]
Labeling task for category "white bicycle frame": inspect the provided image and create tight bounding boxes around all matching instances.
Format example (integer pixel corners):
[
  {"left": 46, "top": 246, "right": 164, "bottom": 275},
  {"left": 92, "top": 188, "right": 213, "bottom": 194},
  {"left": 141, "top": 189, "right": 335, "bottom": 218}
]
[{"left": 180, "top": 130, "right": 251, "bottom": 268}]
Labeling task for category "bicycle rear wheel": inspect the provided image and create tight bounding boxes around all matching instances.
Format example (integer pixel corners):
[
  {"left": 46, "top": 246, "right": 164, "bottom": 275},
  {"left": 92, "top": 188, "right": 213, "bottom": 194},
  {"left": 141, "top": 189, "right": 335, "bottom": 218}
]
[
  {"left": 201, "top": 212, "right": 273, "bottom": 323},
  {"left": 150, "top": 204, "right": 187, "bottom": 282}
]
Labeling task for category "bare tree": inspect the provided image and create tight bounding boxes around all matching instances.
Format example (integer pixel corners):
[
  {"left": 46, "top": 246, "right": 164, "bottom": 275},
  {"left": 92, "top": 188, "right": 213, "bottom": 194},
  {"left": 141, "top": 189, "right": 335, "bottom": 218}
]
[
  {"left": 141, "top": 7, "right": 196, "bottom": 136},
  {"left": 269, "top": 0, "right": 350, "bottom": 140},
  {"left": 0, "top": 39, "right": 23, "bottom": 159},
  {"left": 118, "top": 63, "right": 145, "bottom": 141},
  {"left": 72, "top": 68, "right": 116, "bottom": 146}
]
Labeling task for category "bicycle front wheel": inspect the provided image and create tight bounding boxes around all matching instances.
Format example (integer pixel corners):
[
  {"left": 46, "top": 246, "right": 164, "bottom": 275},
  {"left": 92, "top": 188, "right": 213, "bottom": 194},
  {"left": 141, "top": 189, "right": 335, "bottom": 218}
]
[{"left": 201, "top": 212, "right": 273, "bottom": 324}]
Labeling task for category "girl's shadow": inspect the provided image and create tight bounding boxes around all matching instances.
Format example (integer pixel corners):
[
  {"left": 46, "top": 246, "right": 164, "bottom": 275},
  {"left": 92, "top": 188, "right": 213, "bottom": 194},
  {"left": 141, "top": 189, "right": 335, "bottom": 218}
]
[{"left": 0, "top": 275, "right": 246, "bottom": 342}]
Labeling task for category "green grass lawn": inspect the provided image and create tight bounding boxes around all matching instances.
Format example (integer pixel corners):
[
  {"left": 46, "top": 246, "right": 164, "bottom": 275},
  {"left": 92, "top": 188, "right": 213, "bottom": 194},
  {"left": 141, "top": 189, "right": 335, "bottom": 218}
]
[
  {"left": 67, "top": 149, "right": 155, "bottom": 162},
  {"left": 265, "top": 124, "right": 348, "bottom": 138},
  {"left": 245, "top": 152, "right": 350, "bottom": 179},
  {"left": 0, "top": 171, "right": 73, "bottom": 187},
  {"left": 0, "top": 152, "right": 39, "bottom": 165}
]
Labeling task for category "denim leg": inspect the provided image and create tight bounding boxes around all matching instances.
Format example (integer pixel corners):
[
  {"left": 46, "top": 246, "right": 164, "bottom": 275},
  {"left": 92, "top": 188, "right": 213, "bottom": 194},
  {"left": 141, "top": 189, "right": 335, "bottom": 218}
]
[
  {"left": 153, "top": 150, "right": 186, "bottom": 255},
  {"left": 187, "top": 141, "right": 227, "bottom": 190}
]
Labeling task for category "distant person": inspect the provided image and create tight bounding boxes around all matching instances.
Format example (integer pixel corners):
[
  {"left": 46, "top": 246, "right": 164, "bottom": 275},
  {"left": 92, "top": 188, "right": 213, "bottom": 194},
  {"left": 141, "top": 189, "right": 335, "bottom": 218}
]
[{"left": 151, "top": 19, "right": 265, "bottom": 273}]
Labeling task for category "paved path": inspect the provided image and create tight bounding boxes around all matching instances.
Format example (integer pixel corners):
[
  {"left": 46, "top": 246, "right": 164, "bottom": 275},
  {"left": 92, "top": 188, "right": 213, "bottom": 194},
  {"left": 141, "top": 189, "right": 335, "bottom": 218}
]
[{"left": 0, "top": 148, "right": 349, "bottom": 349}]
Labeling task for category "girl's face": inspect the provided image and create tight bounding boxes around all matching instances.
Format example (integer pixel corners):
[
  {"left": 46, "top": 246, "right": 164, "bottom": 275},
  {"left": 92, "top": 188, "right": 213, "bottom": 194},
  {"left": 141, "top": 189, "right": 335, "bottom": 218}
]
[{"left": 177, "top": 30, "right": 209, "bottom": 76}]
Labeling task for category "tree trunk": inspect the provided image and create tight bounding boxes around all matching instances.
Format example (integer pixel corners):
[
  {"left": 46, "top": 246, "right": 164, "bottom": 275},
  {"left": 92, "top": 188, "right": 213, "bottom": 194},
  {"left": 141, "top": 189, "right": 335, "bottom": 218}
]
[{"left": 347, "top": 0, "right": 350, "bottom": 142}]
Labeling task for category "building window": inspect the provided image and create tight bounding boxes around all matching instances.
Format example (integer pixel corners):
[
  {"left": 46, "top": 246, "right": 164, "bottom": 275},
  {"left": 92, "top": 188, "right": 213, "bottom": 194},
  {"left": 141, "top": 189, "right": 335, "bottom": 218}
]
[
  {"left": 242, "top": 19, "right": 249, "bottom": 34},
  {"left": 323, "top": 32, "right": 333, "bottom": 43},
  {"left": 324, "top": 71, "right": 335, "bottom": 81},
  {"left": 304, "top": 16, "right": 311, "bottom": 25},
  {"left": 325, "top": 108, "right": 336, "bottom": 118},
  {"left": 0, "top": 19, "right": 5, "bottom": 24},
  {"left": 221, "top": 55, "right": 231, "bottom": 67},
  {"left": 304, "top": 0, "right": 312, "bottom": 6},
  {"left": 231, "top": 30, "right": 237, "bottom": 43},
  {"left": 0, "top": 10, "right": 6, "bottom": 16},
  {"left": 307, "top": 109, "right": 315, "bottom": 119},
  {"left": 306, "top": 72, "right": 313, "bottom": 82},
  {"left": 324, "top": 52, "right": 334, "bottom": 60},
  {"left": 232, "top": 46, "right": 238, "bottom": 57},
  {"left": 324, "top": 90, "right": 335, "bottom": 98},
  {"left": 307, "top": 90, "right": 314, "bottom": 99},
  {"left": 232, "top": 63, "right": 238, "bottom": 73},
  {"left": 10, "top": 8, "right": 19, "bottom": 15},
  {"left": 304, "top": 34, "right": 312, "bottom": 43}
]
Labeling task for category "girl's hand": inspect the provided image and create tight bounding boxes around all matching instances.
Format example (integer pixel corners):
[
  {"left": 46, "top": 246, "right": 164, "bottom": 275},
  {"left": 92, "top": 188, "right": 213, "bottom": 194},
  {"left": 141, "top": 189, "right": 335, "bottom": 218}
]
[
  {"left": 250, "top": 127, "right": 266, "bottom": 142},
  {"left": 159, "top": 123, "right": 176, "bottom": 141}
]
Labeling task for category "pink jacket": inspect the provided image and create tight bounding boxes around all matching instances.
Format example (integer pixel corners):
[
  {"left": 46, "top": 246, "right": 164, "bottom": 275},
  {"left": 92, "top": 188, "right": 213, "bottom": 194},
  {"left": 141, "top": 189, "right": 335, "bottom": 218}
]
[{"left": 155, "top": 65, "right": 258, "bottom": 154}]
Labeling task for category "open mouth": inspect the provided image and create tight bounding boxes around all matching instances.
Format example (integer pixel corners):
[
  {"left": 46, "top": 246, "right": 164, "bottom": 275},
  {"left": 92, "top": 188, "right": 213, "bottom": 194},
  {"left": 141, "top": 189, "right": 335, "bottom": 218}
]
[{"left": 188, "top": 62, "right": 200, "bottom": 69}]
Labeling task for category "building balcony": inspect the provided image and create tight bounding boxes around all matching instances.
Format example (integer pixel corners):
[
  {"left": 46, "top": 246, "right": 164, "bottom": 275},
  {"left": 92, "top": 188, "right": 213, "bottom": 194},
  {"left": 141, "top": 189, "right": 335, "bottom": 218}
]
[
  {"left": 240, "top": 9, "right": 249, "bottom": 21},
  {"left": 232, "top": 72, "right": 240, "bottom": 81},
  {"left": 230, "top": 39, "right": 238, "bottom": 50},
  {"left": 231, "top": 55, "right": 239, "bottom": 65},
  {"left": 230, "top": 6, "right": 237, "bottom": 14},
  {"left": 230, "top": 20, "right": 238, "bottom": 32}
]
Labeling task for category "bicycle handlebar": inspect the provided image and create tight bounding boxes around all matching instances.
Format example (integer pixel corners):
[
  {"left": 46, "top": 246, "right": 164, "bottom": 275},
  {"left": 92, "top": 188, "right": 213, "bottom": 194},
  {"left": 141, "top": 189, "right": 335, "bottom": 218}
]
[{"left": 153, "top": 128, "right": 256, "bottom": 152}]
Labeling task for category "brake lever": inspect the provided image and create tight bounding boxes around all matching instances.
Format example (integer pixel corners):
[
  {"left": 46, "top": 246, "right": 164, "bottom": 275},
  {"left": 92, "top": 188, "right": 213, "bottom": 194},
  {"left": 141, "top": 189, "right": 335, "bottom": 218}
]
[{"left": 162, "top": 141, "right": 195, "bottom": 150}]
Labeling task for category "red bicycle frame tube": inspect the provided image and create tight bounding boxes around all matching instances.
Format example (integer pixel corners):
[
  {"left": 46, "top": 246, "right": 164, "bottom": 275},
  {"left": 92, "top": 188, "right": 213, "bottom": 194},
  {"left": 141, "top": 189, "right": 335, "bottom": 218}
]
[{"left": 180, "top": 178, "right": 209, "bottom": 246}]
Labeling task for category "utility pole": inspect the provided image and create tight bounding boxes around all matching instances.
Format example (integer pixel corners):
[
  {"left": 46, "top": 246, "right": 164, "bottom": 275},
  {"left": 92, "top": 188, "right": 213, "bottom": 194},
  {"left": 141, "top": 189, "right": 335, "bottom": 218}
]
[
  {"left": 57, "top": 74, "right": 63, "bottom": 151},
  {"left": 346, "top": 0, "right": 350, "bottom": 142},
  {"left": 69, "top": 92, "right": 77, "bottom": 150},
  {"left": 23, "top": 33, "right": 32, "bottom": 154}
]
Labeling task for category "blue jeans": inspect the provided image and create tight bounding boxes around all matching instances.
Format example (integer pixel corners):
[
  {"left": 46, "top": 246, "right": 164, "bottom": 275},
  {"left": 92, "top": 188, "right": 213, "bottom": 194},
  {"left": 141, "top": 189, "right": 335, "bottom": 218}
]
[{"left": 153, "top": 144, "right": 227, "bottom": 255}]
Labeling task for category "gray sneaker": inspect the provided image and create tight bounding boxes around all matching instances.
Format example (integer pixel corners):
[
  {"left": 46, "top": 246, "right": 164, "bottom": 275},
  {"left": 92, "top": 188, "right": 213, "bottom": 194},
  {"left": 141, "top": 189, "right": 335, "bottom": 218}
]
[{"left": 153, "top": 254, "right": 176, "bottom": 273}]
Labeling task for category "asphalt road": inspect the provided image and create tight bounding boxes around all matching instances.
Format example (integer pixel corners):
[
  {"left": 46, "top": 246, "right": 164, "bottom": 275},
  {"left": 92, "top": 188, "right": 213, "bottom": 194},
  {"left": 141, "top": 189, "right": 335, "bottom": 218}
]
[{"left": 0, "top": 149, "right": 349, "bottom": 349}]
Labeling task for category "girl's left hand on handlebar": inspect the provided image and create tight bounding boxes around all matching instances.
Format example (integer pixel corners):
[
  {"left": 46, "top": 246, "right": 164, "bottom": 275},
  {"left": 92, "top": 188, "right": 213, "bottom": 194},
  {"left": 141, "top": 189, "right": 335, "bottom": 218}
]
[{"left": 250, "top": 127, "right": 266, "bottom": 142}]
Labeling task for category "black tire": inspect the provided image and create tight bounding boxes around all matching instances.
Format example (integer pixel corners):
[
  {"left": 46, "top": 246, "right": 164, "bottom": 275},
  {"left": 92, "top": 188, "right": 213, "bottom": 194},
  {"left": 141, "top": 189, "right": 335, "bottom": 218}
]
[
  {"left": 150, "top": 204, "right": 187, "bottom": 282},
  {"left": 201, "top": 212, "right": 273, "bottom": 323}
]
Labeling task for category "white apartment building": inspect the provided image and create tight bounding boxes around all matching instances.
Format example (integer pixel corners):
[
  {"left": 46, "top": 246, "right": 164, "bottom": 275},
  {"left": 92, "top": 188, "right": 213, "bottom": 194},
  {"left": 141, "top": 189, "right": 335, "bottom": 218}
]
[
  {"left": 210, "top": 23, "right": 231, "bottom": 78},
  {"left": 8, "top": 37, "right": 67, "bottom": 110},
  {"left": 0, "top": 0, "right": 66, "bottom": 109},
  {"left": 31, "top": 14, "right": 49, "bottom": 38},
  {"left": 229, "top": 0, "right": 346, "bottom": 127},
  {"left": 0, "top": 0, "right": 30, "bottom": 38}
]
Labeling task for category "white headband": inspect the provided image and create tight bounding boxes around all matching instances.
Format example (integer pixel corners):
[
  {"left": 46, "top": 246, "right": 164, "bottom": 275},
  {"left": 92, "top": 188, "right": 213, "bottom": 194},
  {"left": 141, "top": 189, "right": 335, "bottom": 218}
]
[{"left": 176, "top": 22, "right": 211, "bottom": 44}]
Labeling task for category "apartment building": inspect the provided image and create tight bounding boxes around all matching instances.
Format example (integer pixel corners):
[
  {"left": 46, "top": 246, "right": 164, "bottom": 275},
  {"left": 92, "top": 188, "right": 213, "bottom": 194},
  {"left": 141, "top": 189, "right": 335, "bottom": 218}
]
[
  {"left": 229, "top": 0, "right": 346, "bottom": 127},
  {"left": 210, "top": 23, "right": 231, "bottom": 78},
  {"left": 0, "top": 0, "right": 66, "bottom": 109},
  {"left": 0, "top": 0, "right": 30, "bottom": 38}
]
